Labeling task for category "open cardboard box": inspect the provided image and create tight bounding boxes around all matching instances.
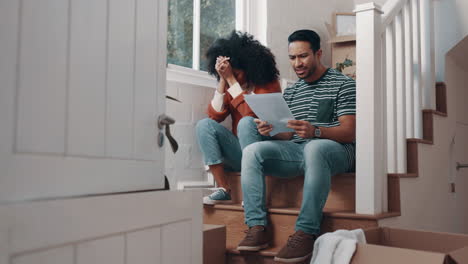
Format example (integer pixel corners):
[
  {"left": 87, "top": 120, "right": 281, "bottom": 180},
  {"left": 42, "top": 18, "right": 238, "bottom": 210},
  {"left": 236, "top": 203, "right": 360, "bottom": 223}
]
[{"left": 351, "top": 227, "right": 468, "bottom": 264}]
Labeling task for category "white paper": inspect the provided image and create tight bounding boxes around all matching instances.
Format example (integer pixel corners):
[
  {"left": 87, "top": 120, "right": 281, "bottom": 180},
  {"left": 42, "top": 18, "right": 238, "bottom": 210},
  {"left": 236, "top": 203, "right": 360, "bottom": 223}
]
[{"left": 244, "top": 93, "right": 295, "bottom": 136}]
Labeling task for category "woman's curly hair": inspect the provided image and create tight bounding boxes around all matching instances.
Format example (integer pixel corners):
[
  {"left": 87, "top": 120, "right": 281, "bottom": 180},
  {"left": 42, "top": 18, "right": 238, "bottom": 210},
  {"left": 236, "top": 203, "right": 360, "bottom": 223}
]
[{"left": 206, "top": 31, "right": 279, "bottom": 86}]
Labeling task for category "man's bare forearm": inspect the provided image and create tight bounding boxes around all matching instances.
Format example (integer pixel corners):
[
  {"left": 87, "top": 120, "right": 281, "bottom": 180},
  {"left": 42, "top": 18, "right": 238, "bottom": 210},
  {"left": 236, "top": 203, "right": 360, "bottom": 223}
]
[{"left": 315, "top": 125, "right": 355, "bottom": 143}]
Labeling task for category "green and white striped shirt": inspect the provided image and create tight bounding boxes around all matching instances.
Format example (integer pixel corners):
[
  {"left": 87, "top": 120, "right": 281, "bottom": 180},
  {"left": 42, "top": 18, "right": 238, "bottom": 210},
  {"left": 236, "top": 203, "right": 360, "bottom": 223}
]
[{"left": 283, "top": 68, "right": 356, "bottom": 170}]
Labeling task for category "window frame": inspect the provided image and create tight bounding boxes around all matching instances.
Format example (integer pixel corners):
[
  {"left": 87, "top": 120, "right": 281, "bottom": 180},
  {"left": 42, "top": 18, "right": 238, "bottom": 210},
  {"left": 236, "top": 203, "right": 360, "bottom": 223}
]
[{"left": 167, "top": 0, "right": 248, "bottom": 85}]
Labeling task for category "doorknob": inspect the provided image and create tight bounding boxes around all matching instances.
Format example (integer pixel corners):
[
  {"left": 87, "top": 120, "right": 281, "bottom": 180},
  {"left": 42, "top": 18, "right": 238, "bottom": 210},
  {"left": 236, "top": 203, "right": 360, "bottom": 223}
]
[
  {"left": 157, "top": 114, "right": 178, "bottom": 153},
  {"left": 158, "top": 114, "right": 175, "bottom": 129}
]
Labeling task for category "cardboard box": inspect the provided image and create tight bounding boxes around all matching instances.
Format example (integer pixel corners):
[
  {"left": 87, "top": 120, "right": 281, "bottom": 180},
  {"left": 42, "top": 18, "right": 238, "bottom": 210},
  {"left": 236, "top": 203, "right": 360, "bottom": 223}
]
[
  {"left": 203, "top": 224, "right": 226, "bottom": 264},
  {"left": 351, "top": 227, "right": 468, "bottom": 264}
]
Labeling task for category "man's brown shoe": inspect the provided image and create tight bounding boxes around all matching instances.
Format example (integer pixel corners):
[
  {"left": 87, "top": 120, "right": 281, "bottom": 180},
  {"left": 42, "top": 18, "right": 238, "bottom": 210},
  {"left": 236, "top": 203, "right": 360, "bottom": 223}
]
[
  {"left": 237, "top": 225, "right": 270, "bottom": 251},
  {"left": 274, "top": 230, "right": 317, "bottom": 263}
]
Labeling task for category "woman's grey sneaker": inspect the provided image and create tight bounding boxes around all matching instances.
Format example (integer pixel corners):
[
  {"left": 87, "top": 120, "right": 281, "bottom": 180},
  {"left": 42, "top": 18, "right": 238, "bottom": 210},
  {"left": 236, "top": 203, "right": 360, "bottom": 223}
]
[{"left": 203, "top": 188, "right": 233, "bottom": 205}]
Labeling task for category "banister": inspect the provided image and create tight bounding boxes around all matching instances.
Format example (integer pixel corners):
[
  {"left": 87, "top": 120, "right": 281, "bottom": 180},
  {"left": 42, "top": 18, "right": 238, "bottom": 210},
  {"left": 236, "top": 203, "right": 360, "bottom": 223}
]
[
  {"left": 381, "top": 0, "right": 410, "bottom": 29},
  {"left": 355, "top": 0, "right": 434, "bottom": 214}
]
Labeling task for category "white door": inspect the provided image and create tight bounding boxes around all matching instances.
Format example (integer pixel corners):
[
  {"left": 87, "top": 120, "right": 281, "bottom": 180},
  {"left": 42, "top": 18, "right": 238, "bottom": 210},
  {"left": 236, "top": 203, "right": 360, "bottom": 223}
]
[{"left": 0, "top": 0, "right": 168, "bottom": 201}]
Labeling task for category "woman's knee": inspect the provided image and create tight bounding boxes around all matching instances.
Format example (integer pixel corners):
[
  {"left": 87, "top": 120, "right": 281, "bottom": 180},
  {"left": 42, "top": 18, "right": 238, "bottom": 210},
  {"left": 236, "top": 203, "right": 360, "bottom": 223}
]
[
  {"left": 237, "top": 116, "right": 256, "bottom": 132},
  {"left": 195, "top": 118, "right": 215, "bottom": 135}
]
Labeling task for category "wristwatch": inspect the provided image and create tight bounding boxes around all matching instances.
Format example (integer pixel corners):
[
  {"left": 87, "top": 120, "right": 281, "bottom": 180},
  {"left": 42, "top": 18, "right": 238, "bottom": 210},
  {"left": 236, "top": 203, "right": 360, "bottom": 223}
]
[{"left": 314, "top": 126, "right": 321, "bottom": 138}]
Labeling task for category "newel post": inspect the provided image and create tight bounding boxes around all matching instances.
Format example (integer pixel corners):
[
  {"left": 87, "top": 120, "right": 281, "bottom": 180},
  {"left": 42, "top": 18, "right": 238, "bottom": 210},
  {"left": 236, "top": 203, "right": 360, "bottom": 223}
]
[{"left": 354, "top": 2, "right": 387, "bottom": 214}]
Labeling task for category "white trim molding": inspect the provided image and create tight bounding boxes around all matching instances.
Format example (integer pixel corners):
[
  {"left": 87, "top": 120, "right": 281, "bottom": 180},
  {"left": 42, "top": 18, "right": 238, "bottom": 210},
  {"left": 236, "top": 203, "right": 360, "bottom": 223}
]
[
  {"left": 166, "top": 64, "right": 217, "bottom": 88},
  {"left": 241, "top": 0, "right": 268, "bottom": 46},
  {"left": 354, "top": 2, "right": 383, "bottom": 14},
  {"left": 177, "top": 166, "right": 215, "bottom": 190},
  {"left": 192, "top": 0, "right": 201, "bottom": 70}
]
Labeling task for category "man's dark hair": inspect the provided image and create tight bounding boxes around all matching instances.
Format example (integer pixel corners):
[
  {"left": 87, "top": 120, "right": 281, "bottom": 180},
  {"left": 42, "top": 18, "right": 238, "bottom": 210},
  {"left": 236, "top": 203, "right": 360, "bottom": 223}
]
[
  {"left": 288, "top": 29, "right": 321, "bottom": 53},
  {"left": 206, "top": 31, "right": 279, "bottom": 86}
]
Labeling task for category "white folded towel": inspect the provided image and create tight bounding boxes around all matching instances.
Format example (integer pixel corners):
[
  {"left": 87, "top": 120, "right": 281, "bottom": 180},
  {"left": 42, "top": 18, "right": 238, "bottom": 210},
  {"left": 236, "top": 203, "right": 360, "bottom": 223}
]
[{"left": 310, "top": 229, "right": 366, "bottom": 264}]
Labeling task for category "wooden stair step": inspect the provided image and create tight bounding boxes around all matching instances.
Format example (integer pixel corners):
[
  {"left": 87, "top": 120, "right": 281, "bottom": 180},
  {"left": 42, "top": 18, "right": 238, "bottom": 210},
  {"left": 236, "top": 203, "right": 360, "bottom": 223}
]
[
  {"left": 203, "top": 204, "right": 398, "bottom": 253},
  {"left": 435, "top": 82, "right": 447, "bottom": 115},
  {"left": 226, "top": 249, "right": 277, "bottom": 264},
  {"left": 226, "top": 172, "right": 356, "bottom": 211}
]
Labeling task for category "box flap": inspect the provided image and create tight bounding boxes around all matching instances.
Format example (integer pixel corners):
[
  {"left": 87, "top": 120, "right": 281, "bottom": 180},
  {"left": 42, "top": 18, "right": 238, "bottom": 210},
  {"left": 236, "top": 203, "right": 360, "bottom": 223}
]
[
  {"left": 381, "top": 227, "right": 468, "bottom": 253},
  {"left": 351, "top": 243, "right": 449, "bottom": 264},
  {"left": 449, "top": 246, "right": 468, "bottom": 264}
]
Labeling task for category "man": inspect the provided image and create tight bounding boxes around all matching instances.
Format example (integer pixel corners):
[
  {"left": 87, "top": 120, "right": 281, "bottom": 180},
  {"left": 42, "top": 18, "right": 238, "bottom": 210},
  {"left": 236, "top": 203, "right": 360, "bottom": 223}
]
[{"left": 236, "top": 29, "right": 356, "bottom": 263}]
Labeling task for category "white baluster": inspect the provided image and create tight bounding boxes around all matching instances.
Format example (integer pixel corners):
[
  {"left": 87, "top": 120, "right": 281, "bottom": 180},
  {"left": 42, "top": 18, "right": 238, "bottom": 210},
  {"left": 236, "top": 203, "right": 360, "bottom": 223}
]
[
  {"left": 404, "top": 1, "right": 414, "bottom": 139},
  {"left": 412, "top": 0, "right": 423, "bottom": 139},
  {"left": 386, "top": 23, "right": 397, "bottom": 173},
  {"left": 395, "top": 12, "right": 407, "bottom": 173},
  {"left": 420, "top": 0, "right": 435, "bottom": 109}
]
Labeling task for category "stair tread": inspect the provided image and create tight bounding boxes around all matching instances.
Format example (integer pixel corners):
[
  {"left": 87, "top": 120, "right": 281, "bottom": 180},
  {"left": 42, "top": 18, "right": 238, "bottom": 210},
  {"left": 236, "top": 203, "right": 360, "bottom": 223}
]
[
  {"left": 407, "top": 138, "right": 433, "bottom": 144},
  {"left": 205, "top": 204, "right": 400, "bottom": 220},
  {"left": 422, "top": 109, "right": 447, "bottom": 117},
  {"left": 388, "top": 173, "right": 418, "bottom": 178},
  {"left": 226, "top": 247, "right": 280, "bottom": 257},
  {"left": 226, "top": 172, "right": 356, "bottom": 178}
]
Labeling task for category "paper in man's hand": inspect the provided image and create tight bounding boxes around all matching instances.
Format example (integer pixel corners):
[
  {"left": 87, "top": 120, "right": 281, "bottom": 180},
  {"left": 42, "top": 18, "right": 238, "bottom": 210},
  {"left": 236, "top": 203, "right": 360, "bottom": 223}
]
[{"left": 244, "top": 93, "right": 295, "bottom": 136}]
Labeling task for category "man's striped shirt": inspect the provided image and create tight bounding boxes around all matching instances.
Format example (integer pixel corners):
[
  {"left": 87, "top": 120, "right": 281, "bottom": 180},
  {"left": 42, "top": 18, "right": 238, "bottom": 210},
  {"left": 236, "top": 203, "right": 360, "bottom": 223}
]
[{"left": 283, "top": 68, "right": 356, "bottom": 170}]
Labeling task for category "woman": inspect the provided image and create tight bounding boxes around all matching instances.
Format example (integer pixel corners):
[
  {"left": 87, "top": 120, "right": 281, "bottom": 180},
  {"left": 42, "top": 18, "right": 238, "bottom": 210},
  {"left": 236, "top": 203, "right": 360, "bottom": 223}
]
[{"left": 196, "top": 31, "right": 281, "bottom": 204}]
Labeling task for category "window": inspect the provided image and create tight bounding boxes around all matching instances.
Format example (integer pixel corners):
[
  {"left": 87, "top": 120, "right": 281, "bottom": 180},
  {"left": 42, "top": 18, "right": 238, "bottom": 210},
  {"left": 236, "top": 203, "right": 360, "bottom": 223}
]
[{"left": 167, "top": 0, "right": 238, "bottom": 71}]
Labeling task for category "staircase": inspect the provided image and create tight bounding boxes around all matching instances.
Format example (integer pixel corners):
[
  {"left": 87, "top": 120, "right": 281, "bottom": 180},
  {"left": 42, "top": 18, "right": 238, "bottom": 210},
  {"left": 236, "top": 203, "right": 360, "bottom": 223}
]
[
  {"left": 203, "top": 83, "right": 447, "bottom": 263},
  {"left": 204, "top": 176, "right": 398, "bottom": 263}
]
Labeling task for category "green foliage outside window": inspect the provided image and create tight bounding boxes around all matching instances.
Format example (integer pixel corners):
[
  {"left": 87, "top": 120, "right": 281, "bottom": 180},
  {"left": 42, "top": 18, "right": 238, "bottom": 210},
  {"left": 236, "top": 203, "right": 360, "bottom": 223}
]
[
  {"left": 167, "top": 0, "right": 236, "bottom": 71},
  {"left": 167, "top": 0, "right": 193, "bottom": 68},
  {"left": 200, "top": 0, "right": 236, "bottom": 71}
]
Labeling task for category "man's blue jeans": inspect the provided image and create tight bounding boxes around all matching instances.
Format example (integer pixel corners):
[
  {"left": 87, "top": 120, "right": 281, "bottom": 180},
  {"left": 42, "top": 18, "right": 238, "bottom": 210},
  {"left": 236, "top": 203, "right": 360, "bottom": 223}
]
[
  {"left": 195, "top": 117, "right": 264, "bottom": 170},
  {"left": 239, "top": 117, "right": 353, "bottom": 235}
]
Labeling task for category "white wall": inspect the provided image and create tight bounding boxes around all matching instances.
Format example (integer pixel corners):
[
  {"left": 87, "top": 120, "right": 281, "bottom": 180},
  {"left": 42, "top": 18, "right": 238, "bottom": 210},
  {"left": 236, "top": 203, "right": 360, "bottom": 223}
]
[
  {"left": 434, "top": 0, "right": 468, "bottom": 81},
  {"left": 447, "top": 37, "right": 468, "bottom": 233},
  {"left": 165, "top": 80, "right": 213, "bottom": 189},
  {"left": 267, "top": 0, "right": 356, "bottom": 81}
]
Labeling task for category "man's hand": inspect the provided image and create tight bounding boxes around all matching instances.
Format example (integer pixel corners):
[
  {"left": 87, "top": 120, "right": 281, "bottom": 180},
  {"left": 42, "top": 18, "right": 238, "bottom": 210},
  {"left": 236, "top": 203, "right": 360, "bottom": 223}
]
[
  {"left": 287, "top": 120, "right": 314, "bottom": 139},
  {"left": 254, "top": 119, "right": 273, "bottom": 136}
]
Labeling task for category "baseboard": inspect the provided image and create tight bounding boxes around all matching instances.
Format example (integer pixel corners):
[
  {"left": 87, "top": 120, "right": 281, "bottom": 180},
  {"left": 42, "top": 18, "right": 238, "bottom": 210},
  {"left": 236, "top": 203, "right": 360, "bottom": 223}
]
[{"left": 177, "top": 170, "right": 215, "bottom": 190}]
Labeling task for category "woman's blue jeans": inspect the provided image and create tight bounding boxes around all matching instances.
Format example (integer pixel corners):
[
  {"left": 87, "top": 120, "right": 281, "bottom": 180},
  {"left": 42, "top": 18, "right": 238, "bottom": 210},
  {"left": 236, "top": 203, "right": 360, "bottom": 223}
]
[
  {"left": 195, "top": 117, "right": 265, "bottom": 170},
  {"left": 239, "top": 118, "right": 353, "bottom": 235}
]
